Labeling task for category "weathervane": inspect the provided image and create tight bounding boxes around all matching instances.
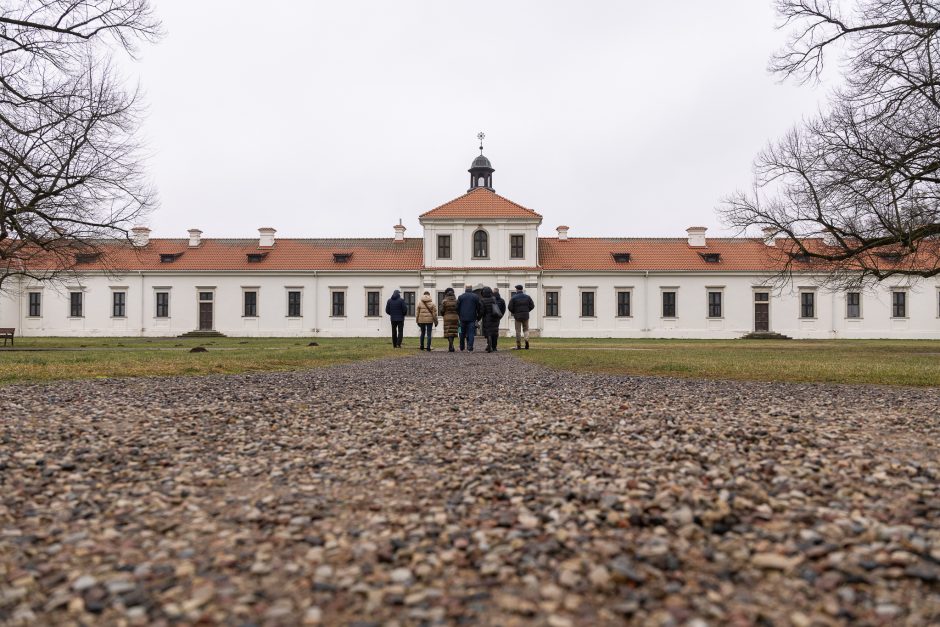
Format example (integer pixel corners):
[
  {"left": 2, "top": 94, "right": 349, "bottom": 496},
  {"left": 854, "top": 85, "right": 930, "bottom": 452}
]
[{"left": 477, "top": 131, "right": 485, "bottom": 155}]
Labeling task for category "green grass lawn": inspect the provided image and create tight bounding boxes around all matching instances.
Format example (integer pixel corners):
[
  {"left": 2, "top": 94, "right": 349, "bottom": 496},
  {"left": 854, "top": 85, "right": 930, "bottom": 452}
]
[
  {"left": 0, "top": 337, "right": 401, "bottom": 385},
  {"left": 515, "top": 338, "right": 940, "bottom": 387}
]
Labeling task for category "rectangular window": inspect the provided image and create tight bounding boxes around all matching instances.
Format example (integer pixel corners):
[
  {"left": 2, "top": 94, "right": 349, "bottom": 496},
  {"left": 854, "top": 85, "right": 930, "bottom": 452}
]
[
  {"left": 617, "top": 291, "right": 631, "bottom": 317},
  {"left": 403, "top": 291, "right": 416, "bottom": 317},
  {"left": 155, "top": 292, "right": 169, "bottom": 318},
  {"left": 545, "top": 291, "right": 559, "bottom": 317},
  {"left": 510, "top": 235, "right": 525, "bottom": 259},
  {"left": 892, "top": 291, "right": 906, "bottom": 318},
  {"left": 800, "top": 292, "right": 815, "bottom": 318},
  {"left": 244, "top": 291, "right": 258, "bottom": 317},
  {"left": 437, "top": 235, "right": 451, "bottom": 259},
  {"left": 580, "top": 291, "right": 595, "bottom": 317},
  {"left": 846, "top": 292, "right": 861, "bottom": 318},
  {"left": 69, "top": 292, "right": 83, "bottom": 318},
  {"left": 436, "top": 291, "right": 446, "bottom": 312},
  {"left": 28, "top": 292, "right": 41, "bottom": 317},
  {"left": 366, "top": 291, "right": 380, "bottom": 317},
  {"left": 112, "top": 291, "right": 126, "bottom": 318},
  {"left": 331, "top": 291, "right": 345, "bottom": 317},
  {"left": 287, "top": 291, "right": 301, "bottom": 317},
  {"left": 707, "top": 291, "right": 722, "bottom": 318},
  {"left": 662, "top": 291, "right": 676, "bottom": 318}
]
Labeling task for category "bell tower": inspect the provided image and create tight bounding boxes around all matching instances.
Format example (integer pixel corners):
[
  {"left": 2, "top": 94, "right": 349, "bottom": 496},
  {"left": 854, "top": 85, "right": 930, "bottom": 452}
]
[{"left": 468, "top": 131, "right": 494, "bottom": 192}]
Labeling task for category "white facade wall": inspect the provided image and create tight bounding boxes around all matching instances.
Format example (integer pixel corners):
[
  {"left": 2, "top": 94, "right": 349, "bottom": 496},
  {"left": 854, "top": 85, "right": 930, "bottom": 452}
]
[
  {"left": 421, "top": 218, "right": 540, "bottom": 269},
  {"left": 2, "top": 270, "right": 938, "bottom": 339}
]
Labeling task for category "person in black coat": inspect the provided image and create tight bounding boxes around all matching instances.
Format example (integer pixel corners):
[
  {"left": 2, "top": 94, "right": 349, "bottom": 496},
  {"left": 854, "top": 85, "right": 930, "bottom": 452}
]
[
  {"left": 385, "top": 290, "right": 409, "bottom": 348},
  {"left": 456, "top": 285, "right": 483, "bottom": 351},
  {"left": 492, "top": 288, "right": 507, "bottom": 351},
  {"left": 507, "top": 284, "right": 535, "bottom": 349},
  {"left": 479, "top": 286, "right": 504, "bottom": 352}
]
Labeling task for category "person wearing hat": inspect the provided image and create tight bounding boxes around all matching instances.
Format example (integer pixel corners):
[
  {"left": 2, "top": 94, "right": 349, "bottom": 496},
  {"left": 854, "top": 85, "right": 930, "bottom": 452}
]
[{"left": 507, "top": 284, "right": 535, "bottom": 349}]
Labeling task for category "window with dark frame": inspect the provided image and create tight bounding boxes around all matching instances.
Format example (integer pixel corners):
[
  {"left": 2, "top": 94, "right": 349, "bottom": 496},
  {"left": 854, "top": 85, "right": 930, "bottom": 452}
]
[
  {"left": 754, "top": 292, "right": 769, "bottom": 302},
  {"left": 367, "top": 291, "right": 380, "bottom": 317},
  {"left": 69, "top": 292, "right": 83, "bottom": 317},
  {"left": 892, "top": 291, "right": 906, "bottom": 318},
  {"left": 472, "top": 230, "right": 488, "bottom": 258},
  {"left": 436, "top": 291, "right": 445, "bottom": 312},
  {"left": 403, "top": 291, "right": 416, "bottom": 316},
  {"left": 662, "top": 291, "right": 676, "bottom": 318},
  {"left": 510, "top": 235, "right": 524, "bottom": 259},
  {"left": 244, "top": 291, "right": 257, "bottom": 317},
  {"left": 616, "top": 291, "right": 631, "bottom": 317},
  {"left": 846, "top": 292, "right": 861, "bottom": 318},
  {"left": 581, "top": 291, "right": 595, "bottom": 317},
  {"left": 331, "top": 291, "right": 345, "bottom": 317},
  {"left": 112, "top": 291, "right": 126, "bottom": 318},
  {"left": 437, "top": 235, "right": 451, "bottom": 259},
  {"left": 545, "top": 291, "right": 559, "bottom": 317},
  {"left": 800, "top": 292, "right": 815, "bottom": 318},
  {"left": 287, "top": 291, "right": 301, "bottom": 317},
  {"left": 28, "top": 292, "right": 41, "bottom": 317},
  {"left": 155, "top": 292, "right": 169, "bottom": 318},
  {"left": 707, "top": 291, "right": 722, "bottom": 318}
]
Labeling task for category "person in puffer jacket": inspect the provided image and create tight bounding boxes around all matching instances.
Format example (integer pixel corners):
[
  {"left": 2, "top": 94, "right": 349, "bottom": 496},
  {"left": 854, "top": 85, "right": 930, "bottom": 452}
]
[
  {"left": 479, "top": 286, "right": 504, "bottom": 352},
  {"left": 385, "top": 290, "right": 409, "bottom": 348},
  {"left": 415, "top": 291, "right": 438, "bottom": 351}
]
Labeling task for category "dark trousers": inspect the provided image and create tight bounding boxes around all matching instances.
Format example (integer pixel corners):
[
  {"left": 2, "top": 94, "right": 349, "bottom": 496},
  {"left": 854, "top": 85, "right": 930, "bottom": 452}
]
[
  {"left": 490, "top": 334, "right": 499, "bottom": 350},
  {"left": 419, "top": 323, "right": 433, "bottom": 349},
  {"left": 391, "top": 321, "right": 404, "bottom": 347},
  {"left": 459, "top": 321, "right": 476, "bottom": 350}
]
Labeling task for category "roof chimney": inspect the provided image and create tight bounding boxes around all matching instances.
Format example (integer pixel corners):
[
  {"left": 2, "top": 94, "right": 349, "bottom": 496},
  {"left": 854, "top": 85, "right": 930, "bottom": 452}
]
[
  {"left": 686, "top": 226, "right": 707, "bottom": 248},
  {"left": 761, "top": 227, "right": 778, "bottom": 247},
  {"left": 188, "top": 228, "right": 203, "bottom": 248},
  {"left": 131, "top": 226, "right": 151, "bottom": 248},
  {"left": 393, "top": 222, "right": 406, "bottom": 243},
  {"left": 258, "top": 227, "right": 276, "bottom": 248},
  {"left": 556, "top": 225, "right": 569, "bottom": 241}
]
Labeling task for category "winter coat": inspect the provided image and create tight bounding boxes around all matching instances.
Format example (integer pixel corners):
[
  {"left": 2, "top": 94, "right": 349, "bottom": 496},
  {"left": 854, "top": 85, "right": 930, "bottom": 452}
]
[
  {"left": 508, "top": 292, "right": 535, "bottom": 321},
  {"left": 456, "top": 290, "right": 483, "bottom": 323},
  {"left": 415, "top": 295, "right": 438, "bottom": 325},
  {"left": 439, "top": 295, "right": 459, "bottom": 338},
  {"left": 494, "top": 294, "right": 506, "bottom": 316},
  {"left": 480, "top": 289, "right": 504, "bottom": 336},
  {"left": 385, "top": 291, "right": 409, "bottom": 322}
]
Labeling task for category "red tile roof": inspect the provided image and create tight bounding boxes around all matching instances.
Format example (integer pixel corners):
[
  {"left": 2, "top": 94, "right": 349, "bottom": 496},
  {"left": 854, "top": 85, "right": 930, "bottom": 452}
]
[
  {"left": 420, "top": 188, "right": 542, "bottom": 220},
  {"left": 70, "top": 238, "right": 424, "bottom": 272},
  {"left": 538, "top": 237, "right": 784, "bottom": 271}
]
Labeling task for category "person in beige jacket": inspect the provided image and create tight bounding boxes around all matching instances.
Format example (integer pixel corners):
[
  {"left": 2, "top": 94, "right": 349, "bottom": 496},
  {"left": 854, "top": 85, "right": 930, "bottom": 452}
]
[{"left": 415, "top": 291, "right": 438, "bottom": 351}]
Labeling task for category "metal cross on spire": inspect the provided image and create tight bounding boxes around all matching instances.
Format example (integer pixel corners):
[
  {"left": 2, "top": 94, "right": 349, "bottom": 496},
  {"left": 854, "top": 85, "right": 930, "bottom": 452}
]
[{"left": 477, "top": 131, "right": 485, "bottom": 154}]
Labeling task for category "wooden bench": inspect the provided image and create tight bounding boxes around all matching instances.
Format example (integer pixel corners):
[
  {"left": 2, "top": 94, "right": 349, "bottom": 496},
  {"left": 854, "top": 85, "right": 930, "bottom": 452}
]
[{"left": 0, "top": 328, "right": 14, "bottom": 347}]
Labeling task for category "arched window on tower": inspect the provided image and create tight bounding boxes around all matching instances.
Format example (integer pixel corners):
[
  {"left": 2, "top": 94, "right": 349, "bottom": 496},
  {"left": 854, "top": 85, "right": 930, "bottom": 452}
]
[{"left": 473, "top": 229, "right": 489, "bottom": 258}]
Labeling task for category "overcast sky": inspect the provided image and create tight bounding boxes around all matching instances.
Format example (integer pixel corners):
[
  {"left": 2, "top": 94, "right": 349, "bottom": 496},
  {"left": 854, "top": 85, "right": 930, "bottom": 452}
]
[{"left": 131, "top": 1, "right": 832, "bottom": 240}]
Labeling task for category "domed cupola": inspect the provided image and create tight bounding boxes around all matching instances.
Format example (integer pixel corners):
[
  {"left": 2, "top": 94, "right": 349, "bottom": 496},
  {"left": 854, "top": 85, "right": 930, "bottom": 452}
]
[{"left": 468, "top": 132, "right": 494, "bottom": 192}]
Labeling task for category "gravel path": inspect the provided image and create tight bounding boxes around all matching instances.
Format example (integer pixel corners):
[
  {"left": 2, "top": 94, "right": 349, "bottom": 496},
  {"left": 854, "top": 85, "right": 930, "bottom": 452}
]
[{"left": 1, "top": 352, "right": 939, "bottom": 625}]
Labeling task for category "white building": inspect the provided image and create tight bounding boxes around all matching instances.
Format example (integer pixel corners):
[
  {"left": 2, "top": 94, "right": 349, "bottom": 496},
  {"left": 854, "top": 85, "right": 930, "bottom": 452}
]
[{"left": 2, "top": 151, "right": 939, "bottom": 339}]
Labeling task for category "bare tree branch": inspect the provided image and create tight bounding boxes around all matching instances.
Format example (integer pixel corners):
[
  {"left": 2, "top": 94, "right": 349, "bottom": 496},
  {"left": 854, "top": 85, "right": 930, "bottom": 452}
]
[
  {"left": 0, "top": 0, "right": 161, "bottom": 290},
  {"left": 723, "top": 0, "right": 940, "bottom": 287}
]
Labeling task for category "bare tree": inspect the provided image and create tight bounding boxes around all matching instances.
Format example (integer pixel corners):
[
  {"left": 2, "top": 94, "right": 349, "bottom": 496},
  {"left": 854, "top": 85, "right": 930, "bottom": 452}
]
[
  {"left": 0, "top": 1, "right": 161, "bottom": 290},
  {"left": 722, "top": 0, "right": 940, "bottom": 285}
]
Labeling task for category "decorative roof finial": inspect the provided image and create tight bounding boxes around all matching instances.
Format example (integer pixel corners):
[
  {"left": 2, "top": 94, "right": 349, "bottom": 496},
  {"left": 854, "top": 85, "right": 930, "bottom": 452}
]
[{"left": 477, "top": 131, "right": 485, "bottom": 155}]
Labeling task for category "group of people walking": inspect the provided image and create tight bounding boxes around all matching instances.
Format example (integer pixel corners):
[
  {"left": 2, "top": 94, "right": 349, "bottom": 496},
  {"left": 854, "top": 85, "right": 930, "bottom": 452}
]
[{"left": 385, "top": 285, "right": 535, "bottom": 352}]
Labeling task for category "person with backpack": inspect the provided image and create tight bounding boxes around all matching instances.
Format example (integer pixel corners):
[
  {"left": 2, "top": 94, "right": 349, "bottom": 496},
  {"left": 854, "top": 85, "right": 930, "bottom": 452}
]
[
  {"left": 456, "top": 285, "right": 482, "bottom": 351},
  {"left": 385, "top": 290, "right": 409, "bottom": 348},
  {"left": 493, "top": 287, "right": 506, "bottom": 350},
  {"left": 507, "top": 284, "right": 535, "bottom": 350},
  {"left": 439, "top": 288, "right": 460, "bottom": 352},
  {"left": 415, "top": 291, "right": 438, "bottom": 352},
  {"left": 479, "top": 286, "right": 504, "bottom": 352}
]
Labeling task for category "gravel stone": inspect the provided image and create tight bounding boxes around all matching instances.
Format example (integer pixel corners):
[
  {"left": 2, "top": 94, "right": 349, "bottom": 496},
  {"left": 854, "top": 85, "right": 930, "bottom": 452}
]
[{"left": 0, "top": 352, "right": 938, "bottom": 624}]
